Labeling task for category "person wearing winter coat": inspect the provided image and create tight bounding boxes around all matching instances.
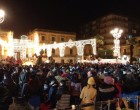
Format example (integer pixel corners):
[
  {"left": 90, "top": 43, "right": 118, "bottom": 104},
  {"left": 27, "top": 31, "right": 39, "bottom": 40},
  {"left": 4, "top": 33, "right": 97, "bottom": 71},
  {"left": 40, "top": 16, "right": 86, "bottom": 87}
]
[
  {"left": 56, "top": 80, "right": 71, "bottom": 110},
  {"left": 0, "top": 71, "right": 13, "bottom": 110},
  {"left": 45, "top": 79, "right": 58, "bottom": 109},
  {"left": 81, "top": 70, "right": 93, "bottom": 89},
  {"left": 80, "top": 77, "right": 97, "bottom": 110},
  {"left": 70, "top": 73, "right": 81, "bottom": 105},
  {"left": 97, "top": 76, "right": 118, "bottom": 110},
  {"left": 0, "top": 83, "right": 10, "bottom": 110},
  {"left": 26, "top": 74, "right": 42, "bottom": 110}
]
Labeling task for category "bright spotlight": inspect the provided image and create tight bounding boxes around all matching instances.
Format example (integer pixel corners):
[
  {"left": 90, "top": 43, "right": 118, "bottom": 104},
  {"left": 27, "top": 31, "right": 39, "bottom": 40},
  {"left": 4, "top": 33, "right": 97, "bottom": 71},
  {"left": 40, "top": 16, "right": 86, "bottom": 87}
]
[{"left": 0, "top": 9, "right": 5, "bottom": 23}]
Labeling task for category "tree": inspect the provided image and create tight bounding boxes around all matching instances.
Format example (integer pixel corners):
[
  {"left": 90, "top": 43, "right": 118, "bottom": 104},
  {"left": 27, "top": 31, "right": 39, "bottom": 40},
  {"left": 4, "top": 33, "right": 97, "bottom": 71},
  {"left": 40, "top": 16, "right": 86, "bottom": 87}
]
[
  {"left": 92, "top": 34, "right": 104, "bottom": 56},
  {"left": 97, "top": 49, "right": 105, "bottom": 58},
  {"left": 97, "top": 48, "right": 113, "bottom": 59},
  {"left": 94, "top": 34, "right": 104, "bottom": 47}
]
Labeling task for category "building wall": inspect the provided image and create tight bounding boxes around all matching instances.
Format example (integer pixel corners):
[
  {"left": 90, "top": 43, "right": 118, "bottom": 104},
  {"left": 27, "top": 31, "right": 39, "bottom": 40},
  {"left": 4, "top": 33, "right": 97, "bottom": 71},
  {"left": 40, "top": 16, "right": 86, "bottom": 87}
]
[
  {"left": 0, "top": 30, "right": 14, "bottom": 59},
  {"left": 78, "top": 14, "right": 140, "bottom": 62},
  {"left": 0, "top": 31, "right": 9, "bottom": 42},
  {"left": 79, "top": 14, "right": 129, "bottom": 45},
  {"left": 28, "top": 29, "right": 76, "bottom": 45},
  {"left": 79, "top": 14, "right": 140, "bottom": 46},
  {"left": 1, "top": 28, "right": 140, "bottom": 63},
  {"left": 28, "top": 29, "right": 77, "bottom": 63}
]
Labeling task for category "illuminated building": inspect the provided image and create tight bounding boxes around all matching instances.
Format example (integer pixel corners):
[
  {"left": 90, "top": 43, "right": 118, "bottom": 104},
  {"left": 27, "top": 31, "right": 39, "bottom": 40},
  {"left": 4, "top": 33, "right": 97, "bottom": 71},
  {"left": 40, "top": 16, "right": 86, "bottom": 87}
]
[
  {"left": 28, "top": 29, "right": 96, "bottom": 63},
  {"left": 0, "top": 29, "right": 96, "bottom": 63},
  {"left": 1, "top": 28, "right": 140, "bottom": 63},
  {"left": 78, "top": 14, "right": 140, "bottom": 63},
  {"left": 0, "top": 30, "right": 14, "bottom": 59},
  {"left": 79, "top": 14, "right": 140, "bottom": 48}
]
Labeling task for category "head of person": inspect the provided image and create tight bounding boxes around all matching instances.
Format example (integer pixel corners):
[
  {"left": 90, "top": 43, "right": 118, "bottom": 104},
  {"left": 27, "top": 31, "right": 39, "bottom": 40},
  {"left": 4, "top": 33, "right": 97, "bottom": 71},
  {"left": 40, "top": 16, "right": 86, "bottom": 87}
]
[
  {"left": 87, "top": 77, "right": 95, "bottom": 86},
  {"left": 71, "top": 72, "right": 79, "bottom": 83},
  {"left": 87, "top": 70, "right": 93, "bottom": 78},
  {"left": 104, "top": 76, "right": 114, "bottom": 85}
]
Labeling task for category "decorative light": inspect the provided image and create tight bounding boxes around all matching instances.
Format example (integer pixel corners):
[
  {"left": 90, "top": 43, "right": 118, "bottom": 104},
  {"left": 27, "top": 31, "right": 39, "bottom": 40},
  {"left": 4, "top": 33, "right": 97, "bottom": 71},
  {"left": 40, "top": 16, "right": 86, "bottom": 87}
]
[
  {"left": 0, "top": 9, "right": 5, "bottom": 23},
  {"left": 110, "top": 28, "right": 123, "bottom": 39},
  {"left": 8, "top": 32, "right": 14, "bottom": 56},
  {"left": 34, "top": 32, "right": 39, "bottom": 55},
  {"left": 110, "top": 28, "right": 123, "bottom": 58}
]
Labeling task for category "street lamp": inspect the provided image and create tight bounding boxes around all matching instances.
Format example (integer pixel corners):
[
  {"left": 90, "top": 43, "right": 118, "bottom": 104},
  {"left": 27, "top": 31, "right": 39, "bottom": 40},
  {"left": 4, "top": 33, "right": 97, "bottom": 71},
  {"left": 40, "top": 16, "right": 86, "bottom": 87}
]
[
  {"left": 110, "top": 28, "right": 123, "bottom": 58},
  {"left": 0, "top": 9, "right": 5, "bottom": 24}
]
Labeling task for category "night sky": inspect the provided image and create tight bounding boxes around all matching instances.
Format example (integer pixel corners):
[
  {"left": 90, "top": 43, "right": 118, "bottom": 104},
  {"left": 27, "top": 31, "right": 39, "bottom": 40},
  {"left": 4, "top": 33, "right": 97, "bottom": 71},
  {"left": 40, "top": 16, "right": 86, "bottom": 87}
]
[{"left": 0, "top": 0, "right": 140, "bottom": 38}]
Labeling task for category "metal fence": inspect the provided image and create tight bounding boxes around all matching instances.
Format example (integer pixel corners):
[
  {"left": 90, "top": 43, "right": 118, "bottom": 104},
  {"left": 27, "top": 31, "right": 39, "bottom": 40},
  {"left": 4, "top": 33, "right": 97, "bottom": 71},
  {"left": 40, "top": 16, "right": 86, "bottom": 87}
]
[{"left": 62, "top": 96, "right": 140, "bottom": 110}]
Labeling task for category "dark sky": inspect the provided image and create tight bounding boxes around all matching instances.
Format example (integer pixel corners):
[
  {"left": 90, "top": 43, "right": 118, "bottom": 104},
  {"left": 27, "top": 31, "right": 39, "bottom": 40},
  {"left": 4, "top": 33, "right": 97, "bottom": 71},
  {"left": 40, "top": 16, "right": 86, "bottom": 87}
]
[{"left": 0, "top": 0, "right": 140, "bottom": 38}]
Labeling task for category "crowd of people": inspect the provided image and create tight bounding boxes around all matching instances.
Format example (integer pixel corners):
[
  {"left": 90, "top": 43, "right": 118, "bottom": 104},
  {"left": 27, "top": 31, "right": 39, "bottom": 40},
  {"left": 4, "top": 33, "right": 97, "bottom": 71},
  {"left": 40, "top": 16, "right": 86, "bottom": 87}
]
[{"left": 0, "top": 62, "right": 140, "bottom": 110}]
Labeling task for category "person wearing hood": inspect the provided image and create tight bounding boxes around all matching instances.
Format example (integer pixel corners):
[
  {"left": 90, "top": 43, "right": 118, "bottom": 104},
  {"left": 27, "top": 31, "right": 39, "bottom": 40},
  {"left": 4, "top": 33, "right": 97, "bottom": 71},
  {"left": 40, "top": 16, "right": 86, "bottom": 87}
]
[
  {"left": 80, "top": 77, "right": 97, "bottom": 110},
  {"left": 97, "top": 76, "right": 118, "bottom": 110}
]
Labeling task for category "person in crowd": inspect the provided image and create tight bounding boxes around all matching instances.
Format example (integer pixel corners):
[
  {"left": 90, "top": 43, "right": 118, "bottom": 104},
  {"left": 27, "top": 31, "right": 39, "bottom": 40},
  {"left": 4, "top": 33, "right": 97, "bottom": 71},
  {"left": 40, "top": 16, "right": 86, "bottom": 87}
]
[
  {"left": 0, "top": 84, "right": 11, "bottom": 110},
  {"left": 3, "top": 69, "right": 18, "bottom": 95},
  {"left": 81, "top": 70, "right": 93, "bottom": 88},
  {"left": 113, "top": 77, "right": 122, "bottom": 98},
  {"left": 56, "top": 80, "right": 71, "bottom": 109},
  {"left": 19, "top": 68, "right": 29, "bottom": 96},
  {"left": 80, "top": 77, "right": 97, "bottom": 110},
  {"left": 121, "top": 73, "right": 140, "bottom": 109},
  {"left": 11, "top": 66, "right": 20, "bottom": 86},
  {"left": 55, "top": 71, "right": 66, "bottom": 83},
  {"left": 97, "top": 76, "right": 118, "bottom": 110},
  {"left": 45, "top": 79, "right": 58, "bottom": 109},
  {"left": 0, "top": 70, "right": 13, "bottom": 110},
  {"left": 56, "top": 80, "right": 70, "bottom": 100},
  {"left": 70, "top": 72, "right": 81, "bottom": 105},
  {"left": 0, "top": 61, "right": 140, "bottom": 109},
  {"left": 26, "top": 74, "right": 42, "bottom": 110},
  {"left": 61, "top": 69, "right": 69, "bottom": 78}
]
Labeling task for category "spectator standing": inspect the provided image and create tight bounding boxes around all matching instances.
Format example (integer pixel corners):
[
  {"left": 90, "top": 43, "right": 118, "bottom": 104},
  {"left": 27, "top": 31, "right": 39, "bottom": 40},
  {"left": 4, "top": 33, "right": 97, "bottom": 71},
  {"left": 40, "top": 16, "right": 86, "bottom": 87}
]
[
  {"left": 81, "top": 70, "right": 93, "bottom": 89},
  {"left": 97, "top": 76, "right": 118, "bottom": 110},
  {"left": 26, "top": 74, "right": 42, "bottom": 110},
  {"left": 70, "top": 72, "right": 81, "bottom": 105},
  {"left": 56, "top": 80, "right": 71, "bottom": 109},
  {"left": 45, "top": 79, "right": 58, "bottom": 109},
  {"left": 80, "top": 77, "right": 97, "bottom": 110}
]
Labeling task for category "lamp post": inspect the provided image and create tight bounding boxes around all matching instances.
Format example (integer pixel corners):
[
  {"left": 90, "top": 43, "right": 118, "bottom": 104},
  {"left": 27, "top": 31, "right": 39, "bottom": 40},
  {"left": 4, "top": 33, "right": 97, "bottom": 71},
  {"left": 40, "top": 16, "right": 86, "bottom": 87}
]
[
  {"left": 0, "top": 9, "right": 5, "bottom": 24},
  {"left": 110, "top": 28, "right": 123, "bottom": 59}
]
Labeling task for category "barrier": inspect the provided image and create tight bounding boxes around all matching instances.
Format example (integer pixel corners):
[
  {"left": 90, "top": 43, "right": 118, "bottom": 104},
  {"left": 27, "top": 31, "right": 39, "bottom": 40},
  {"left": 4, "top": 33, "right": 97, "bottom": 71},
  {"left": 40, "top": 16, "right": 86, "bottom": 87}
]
[{"left": 63, "top": 96, "right": 140, "bottom": 110}]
